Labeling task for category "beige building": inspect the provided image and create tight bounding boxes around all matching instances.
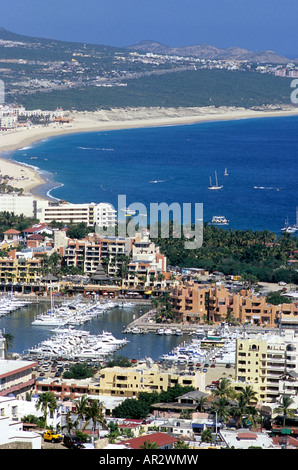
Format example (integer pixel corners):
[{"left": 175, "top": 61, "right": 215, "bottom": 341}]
[
  {"left": 63, "top": 234, "right": 132, "bottom": 275},
  {"left": 170, "top": 282, "right": 298, "bottom": 328},
  {"left": 123, "top": 231, "right": 167, "bottom": 290},
  {"left": 235, "top": 330, "right": 298, "bottom": 403},
  {"left": 93, "top": 362, "right": 205, "bottom": 398},
  {"left": 0, "top": 252, "right": 41, "bottom": 284}
]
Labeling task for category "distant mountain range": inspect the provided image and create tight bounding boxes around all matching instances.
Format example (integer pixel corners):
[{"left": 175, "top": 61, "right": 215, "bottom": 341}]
[
  {"left": 127, "top": 40, "right": 296, "bottom": 64},
  {"left": 0, "top": 27, "right": 296, "bottom": 64}
]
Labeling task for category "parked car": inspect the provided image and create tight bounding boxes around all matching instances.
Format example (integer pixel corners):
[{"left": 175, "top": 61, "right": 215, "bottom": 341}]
[
  {"left": 44, "top": 430, "right": 63, "bottom": 443},
  {"left": 63, "top": 435, "right": 83, "bottom": 449}
]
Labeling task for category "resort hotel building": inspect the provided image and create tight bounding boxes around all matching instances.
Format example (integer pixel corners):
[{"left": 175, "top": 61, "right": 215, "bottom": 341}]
[
  {"left": 0, "top": 194, "right": 116, "bottom": 228},
  {"left": 35, "top": 200, "right": 117, "bottom": 227}
]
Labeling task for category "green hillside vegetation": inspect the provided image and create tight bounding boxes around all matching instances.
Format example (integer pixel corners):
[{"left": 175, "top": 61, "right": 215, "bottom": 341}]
[
  {"left": 151, "top": 223, "right": 298, "bottom": 285},
  {"left": 17, "top": 69, "right": 292, "bottom": 111}
]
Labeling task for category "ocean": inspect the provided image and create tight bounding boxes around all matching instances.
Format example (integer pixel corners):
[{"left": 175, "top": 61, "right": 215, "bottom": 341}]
[{"left": 5, "top": 115, "right": 298, "bottom": 233}]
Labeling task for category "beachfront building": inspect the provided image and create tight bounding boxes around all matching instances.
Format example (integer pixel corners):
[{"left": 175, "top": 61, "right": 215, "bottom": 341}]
[
  {"left": 0, "top": 194, "right": 36, "bottom": 218},
  {"left": 0, "top": 105, "right": 19, "bottom": 130},
  {"left": 235, "top": 329, "right": 298, "bottom": 403},
  {"left": 36, "top": 200, "right": 116, "bottom": 227},
  {"left": 23, "top": 223, "right": 54, "bottom": 238},
  {"left": 170, "top": 282, "right": 298, "bottom": 328},
  {"left": 0, "top": 411, "right": 42, "bottom": 449}
]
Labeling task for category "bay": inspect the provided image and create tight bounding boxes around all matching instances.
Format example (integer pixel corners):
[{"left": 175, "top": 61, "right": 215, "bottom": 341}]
[
  {"left": 1, "top": 115, "right": 298, "bottom": 360},
  {"left": 6, "top": 115, "right": 298, "bottom": 234}
]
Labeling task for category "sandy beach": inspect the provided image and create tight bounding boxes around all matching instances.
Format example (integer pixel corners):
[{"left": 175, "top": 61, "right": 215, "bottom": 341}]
[{"left": 0, "top": 105, "right": 298, "bottom": 199}]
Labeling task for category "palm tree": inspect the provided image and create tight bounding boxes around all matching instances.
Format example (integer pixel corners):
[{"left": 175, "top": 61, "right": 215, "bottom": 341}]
[
  {"left": 3, "top": 332, "right": 14, "bottom": 358},
  {"left": 232, "top": 394, "right": 248, "bottom": 428},
  {"left": 85, "top": 399, "right": 107, "bottom": 433},
  {"left": 74, "top": 394, "right": 89, "bottom": 430},
  {"left": 240, "top": 385, "right": 258, "bottom": 406},
  {"left": 36, "top": 392, "right": 58, "bottom": 429},
  {"left": 196, "top": 395, "right": 208, "bottom": 412},
  {"left": 274, "top": 395, "right": 295, "bottom": 428},
  {"left": 201, "top": 428, "right": 213, "bottom": 444},
  {"left": 245, "top": 405, "right": 261, "bottom": 430},
  {"left": 210, "top": 397, "right": 231, "bottom": 426},
  {"left": 65, "top": 410, "right": 75, "bottom": 435},
  {"left": 212, "top": 378, "right": 232, "bottom": 399},
  {"left": 174, "top": 439, "right": 190, "bottom": 449},
  {"left": 140, "top": 440, "right": 159, "bottom": 449}
]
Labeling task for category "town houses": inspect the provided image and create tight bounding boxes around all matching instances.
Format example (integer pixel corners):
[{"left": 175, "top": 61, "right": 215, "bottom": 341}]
[{"left": 170, "top": 282, "right": 298, "bottom": 329}]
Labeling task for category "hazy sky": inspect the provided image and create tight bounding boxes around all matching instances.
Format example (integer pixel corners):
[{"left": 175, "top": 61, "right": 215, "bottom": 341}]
[{"left": 1, "top": 0, "right": 297, "bottom": 57}]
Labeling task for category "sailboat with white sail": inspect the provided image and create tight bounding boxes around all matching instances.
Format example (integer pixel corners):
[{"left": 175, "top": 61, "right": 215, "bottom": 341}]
[{"left": 208, "top": 171, "right": 223, "bottom": 190}]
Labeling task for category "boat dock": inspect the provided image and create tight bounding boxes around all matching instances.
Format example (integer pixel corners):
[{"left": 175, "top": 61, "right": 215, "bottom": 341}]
[{"left": 123, "top": 309, "right": 279, "bottom": 336}]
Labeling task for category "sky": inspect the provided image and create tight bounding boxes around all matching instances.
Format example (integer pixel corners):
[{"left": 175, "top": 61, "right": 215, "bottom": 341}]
[{"left": 1, "top": 0, "right": 297, "bottom": 57}]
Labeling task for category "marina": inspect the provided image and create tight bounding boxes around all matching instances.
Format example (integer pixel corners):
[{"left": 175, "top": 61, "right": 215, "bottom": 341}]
[
  {"left": 0, "top": 295, "right": 33, "bottom": 316},
  {"left": 31, "top": 295, "right": 128, "bottom": 327},
  {"left": 0, "top": 298, "right": 184, "bottom": 361},
  {"left": 26, "top": 328, "right": 129, "bottom": 360}
]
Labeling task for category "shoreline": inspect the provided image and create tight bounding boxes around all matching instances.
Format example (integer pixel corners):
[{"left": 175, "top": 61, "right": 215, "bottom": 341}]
[{"left": 0, "top": 105, "right": 298, "bottom": 201}]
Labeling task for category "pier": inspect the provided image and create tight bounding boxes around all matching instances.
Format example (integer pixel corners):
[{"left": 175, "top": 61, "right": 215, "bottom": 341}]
[{"left": 123, "top": 308, "right": 281, "bottom": 336}]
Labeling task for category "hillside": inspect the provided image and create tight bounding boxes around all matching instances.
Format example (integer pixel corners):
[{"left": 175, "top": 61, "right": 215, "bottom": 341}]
[
  {"left": 127, "top": 40, "right": 296, "bottom": 64},
  {"left": 0, "top": 27, "right": 295, "bottom": 111}
]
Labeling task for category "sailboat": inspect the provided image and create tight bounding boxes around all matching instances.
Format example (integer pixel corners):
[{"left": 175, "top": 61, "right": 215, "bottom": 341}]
[
  {"left": 281, "top": 210, "right": 298, "bottom": 233},
  {"left": 208, "top": 171, "right": 223, "bottom": 190},
  {"left": 224, "top": 168, "right": 228, "bottom": 176}
]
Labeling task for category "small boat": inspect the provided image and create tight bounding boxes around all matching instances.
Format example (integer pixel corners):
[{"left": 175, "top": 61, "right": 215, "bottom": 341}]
[
  {"left": 208, "top": 171, "right": 223, "bottom": 190},
  {"left": 281, "top": 216, "right": 297, "bottom": 233},
  {"left": 120, "top": 208, "right": 136, "bottom": 216},
  {"left": 156, "top": 328, "right": 165, "bottom": 335},
  {"left": 175, "top": 329, "right": 183, "bottom": 336},
  {"left": 164, "top": 328, "right": 173, "bottom": 335},
  {"left": 131, "top": 327, "right": 141, "bottom": 334},
  {"left": 211, "top": 216, "right": 229, "bottom": 225}
]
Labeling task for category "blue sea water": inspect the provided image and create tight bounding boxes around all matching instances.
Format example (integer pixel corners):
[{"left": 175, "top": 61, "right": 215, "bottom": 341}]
[
  {"left": 6, "top": 115, "right": 298, "bottom": 234},
  {"left": 0, "top": 302, "right": 189, "bottom": 360}
]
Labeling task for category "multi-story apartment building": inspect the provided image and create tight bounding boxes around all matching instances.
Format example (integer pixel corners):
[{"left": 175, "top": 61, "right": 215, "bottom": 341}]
[
  {"left": 235, "top": 330, "right": 298, "bottom": 403},
  {"left": 36, "top": 200, "right": 116, "bottom": 227},
  {"left": 170, "top": 282, "right": 298, "bottom": 328},
  {"left": 123, "top": 231, "right": 167, "bottom": 290},
  {"left": 0, "top": 253, "right": 41, "bottom": 284},
  {"left": 63, "top": 235, "right": 132, "bottom": 275},
  {"left": 93, "top": 362, "right": 205, "bottom": 398},
  {"left": 34, "top": 363, "right": 205, "bottom": 400}
]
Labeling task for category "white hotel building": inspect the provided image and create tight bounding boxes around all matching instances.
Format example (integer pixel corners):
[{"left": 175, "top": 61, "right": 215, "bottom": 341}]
[
  {"left": 0, "top": 194, "right": 116, "bottom": 227},
  {"left": 35, "top": 200, "right": 117, "bottom": 227}
]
